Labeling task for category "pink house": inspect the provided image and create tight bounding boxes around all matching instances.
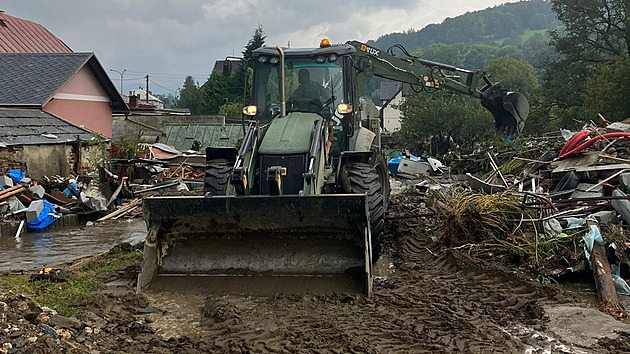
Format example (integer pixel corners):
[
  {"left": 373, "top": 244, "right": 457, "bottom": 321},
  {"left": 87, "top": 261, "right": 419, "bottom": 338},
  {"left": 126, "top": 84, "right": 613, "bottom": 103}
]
[{"left": 0, "top": 12, "right": 128, "bottom": 138}]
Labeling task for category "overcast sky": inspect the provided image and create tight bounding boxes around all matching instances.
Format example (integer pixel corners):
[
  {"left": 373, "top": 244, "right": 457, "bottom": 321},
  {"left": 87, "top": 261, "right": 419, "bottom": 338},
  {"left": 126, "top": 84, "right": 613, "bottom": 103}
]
[{"left": 2, "top": 0, "right": 512, "bottom": 96}]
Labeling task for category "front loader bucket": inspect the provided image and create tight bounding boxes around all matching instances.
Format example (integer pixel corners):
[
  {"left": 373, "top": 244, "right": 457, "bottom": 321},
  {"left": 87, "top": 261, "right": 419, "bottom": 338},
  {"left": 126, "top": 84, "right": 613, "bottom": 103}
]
[
  {"left": 481, "top": 84, "right": 530, "bottom": 135},
  {"left": 137, "top": 195, "right": 373, "bottom": 295}
]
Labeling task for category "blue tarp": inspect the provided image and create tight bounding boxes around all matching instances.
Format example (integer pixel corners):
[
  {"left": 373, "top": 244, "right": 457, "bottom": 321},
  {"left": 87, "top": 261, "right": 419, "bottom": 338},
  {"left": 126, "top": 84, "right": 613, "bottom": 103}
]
[
  {"left": 63, "top": 182, "right": 78, "bottom": 197},
  {"left": 387, "top": 155, "right": 422, "bottom": 176},
  {"left": 27, "top": 200, "right": 58, "bottom": 230},
  {"left": 7, "top": 169, "right": 24, "bottom": 183}
]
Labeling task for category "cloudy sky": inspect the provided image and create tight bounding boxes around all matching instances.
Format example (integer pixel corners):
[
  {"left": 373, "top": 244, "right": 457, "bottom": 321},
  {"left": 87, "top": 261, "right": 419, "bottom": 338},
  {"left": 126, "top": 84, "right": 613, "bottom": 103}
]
[{"left": 3, "top": 0, "right": 512, "bottom": 95}]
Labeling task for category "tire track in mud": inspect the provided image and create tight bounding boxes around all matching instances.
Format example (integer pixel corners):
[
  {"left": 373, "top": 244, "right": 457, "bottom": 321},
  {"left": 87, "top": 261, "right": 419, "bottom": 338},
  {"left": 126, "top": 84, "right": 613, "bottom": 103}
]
[{"left": 197, "top": 217, "right": 576, "bottom": 353}]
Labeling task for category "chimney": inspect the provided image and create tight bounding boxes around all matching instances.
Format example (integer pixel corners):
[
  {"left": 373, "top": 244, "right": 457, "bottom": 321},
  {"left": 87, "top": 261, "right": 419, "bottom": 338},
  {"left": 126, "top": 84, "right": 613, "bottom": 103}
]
[{"left": 129, "top": 95, "right": 138, "bottom": 107}]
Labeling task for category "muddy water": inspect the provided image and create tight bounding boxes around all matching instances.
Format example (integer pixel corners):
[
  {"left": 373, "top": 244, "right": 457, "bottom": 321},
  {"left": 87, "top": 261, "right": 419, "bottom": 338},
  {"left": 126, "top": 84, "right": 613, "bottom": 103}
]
[{"left": 0, "top": 219, "right": 146, "bottom": 272}]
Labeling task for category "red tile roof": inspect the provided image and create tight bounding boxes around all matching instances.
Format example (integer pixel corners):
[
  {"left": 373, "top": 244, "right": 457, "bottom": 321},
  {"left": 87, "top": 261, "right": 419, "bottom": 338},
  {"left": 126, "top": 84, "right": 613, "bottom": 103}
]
[{"left": 0, "top": 12, "right": 72, "bottom": 53}]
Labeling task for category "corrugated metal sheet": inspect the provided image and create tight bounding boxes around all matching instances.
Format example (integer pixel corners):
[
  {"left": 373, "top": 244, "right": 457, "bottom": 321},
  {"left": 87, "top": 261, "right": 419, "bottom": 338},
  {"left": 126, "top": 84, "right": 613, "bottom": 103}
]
[
  {"left": 0, "top": 108, "right": 93, "bottom": 146},
  {"left": 163, "top": 123, "right": 243, "bottom": 151},
  {"left": 0, "top": 13, "right": 72, "bottom": 53}
]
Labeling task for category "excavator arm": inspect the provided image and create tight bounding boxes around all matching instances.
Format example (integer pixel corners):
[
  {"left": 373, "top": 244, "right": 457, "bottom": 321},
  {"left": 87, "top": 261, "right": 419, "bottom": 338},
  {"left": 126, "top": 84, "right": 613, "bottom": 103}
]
[{"left": 347, "top": 40, "right": 529, "bottom": 134}]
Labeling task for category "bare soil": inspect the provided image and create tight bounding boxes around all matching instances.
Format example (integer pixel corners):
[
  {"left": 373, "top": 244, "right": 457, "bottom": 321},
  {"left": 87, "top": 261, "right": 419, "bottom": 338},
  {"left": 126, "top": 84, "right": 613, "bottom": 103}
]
[{"left": 2, "top": 191, "right": 630, "bottom": 353}]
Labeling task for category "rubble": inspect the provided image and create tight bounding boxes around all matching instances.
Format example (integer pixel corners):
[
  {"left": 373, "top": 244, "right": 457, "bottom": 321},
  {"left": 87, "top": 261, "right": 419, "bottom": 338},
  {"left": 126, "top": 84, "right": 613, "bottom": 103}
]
[
  {"left": 0, "top": 141, "right": 205, "bottom": 237},
  {"left": 386, "top": 120, "right": 630, "bottom": 318}
]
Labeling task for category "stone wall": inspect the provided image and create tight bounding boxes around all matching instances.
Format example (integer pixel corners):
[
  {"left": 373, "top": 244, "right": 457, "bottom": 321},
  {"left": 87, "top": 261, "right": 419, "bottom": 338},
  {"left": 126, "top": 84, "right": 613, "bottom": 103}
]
[{"left": 0, "top": 143, "right": 105, "bottom": 180}]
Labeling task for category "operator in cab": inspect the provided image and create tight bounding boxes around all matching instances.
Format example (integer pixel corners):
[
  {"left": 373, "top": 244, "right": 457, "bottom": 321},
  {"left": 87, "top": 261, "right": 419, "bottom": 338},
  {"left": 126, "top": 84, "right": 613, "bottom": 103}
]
[{"left": 289, "top": 69, "right": 329, "bottom": 112}]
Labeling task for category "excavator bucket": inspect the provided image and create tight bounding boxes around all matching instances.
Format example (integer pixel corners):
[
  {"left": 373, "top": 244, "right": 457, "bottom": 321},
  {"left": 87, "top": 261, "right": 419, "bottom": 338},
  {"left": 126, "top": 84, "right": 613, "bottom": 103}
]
[
  {"left": 480, "top": 84, "right": 530, "bottom": 135},
  {"left": 137, "top": 195, "right": 373, "bottom": 295}
]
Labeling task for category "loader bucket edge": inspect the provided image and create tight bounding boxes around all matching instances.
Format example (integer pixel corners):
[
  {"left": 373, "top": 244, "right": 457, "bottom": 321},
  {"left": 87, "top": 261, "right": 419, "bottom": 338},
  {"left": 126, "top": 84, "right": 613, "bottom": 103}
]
[{"left": 138, "top": 195, "right": 373, "bottom": 296}]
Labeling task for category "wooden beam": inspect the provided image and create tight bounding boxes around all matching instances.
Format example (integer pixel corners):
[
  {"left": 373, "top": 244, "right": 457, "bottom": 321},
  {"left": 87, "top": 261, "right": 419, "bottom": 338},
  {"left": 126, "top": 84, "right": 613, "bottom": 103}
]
[{"left": 591, "top": 239, "right": 628, "bottom": 319}]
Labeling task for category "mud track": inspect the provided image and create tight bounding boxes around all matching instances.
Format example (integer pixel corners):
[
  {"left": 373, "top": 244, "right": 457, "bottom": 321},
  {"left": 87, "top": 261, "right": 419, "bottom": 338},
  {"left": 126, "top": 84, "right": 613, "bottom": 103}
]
[{"left": 186, "top": 194, "right": 630, "bottom": 353}]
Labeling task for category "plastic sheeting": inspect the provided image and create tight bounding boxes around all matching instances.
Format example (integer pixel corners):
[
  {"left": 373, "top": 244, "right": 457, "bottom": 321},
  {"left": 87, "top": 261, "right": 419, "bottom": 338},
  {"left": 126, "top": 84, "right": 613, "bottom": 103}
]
[
  {"left": 387, "top": 155, "right": 422, "bottom": 176},
  {"left": 6, "top": 169, "right": 24, "bottom": 183},
  {"left": 582, "top": 225, "right": 604, "bottom": 265},
  {"left": 26, "top": 200, "right": 58, "bottom": 230}
]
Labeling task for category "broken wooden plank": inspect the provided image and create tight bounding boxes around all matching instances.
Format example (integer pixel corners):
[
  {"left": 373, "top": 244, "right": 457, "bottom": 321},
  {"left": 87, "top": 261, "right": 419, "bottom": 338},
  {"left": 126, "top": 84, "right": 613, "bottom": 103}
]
[
  {"left": 591, "top": 239, "right": 627, "bottom": 319},
  {"left": 0, "top": 187, "right": 27, "bottom": 201},
  {"left": 96, "top": 199, "right": 142, "bottom": 222},
  {"left": 113, "top": 205, "right": 140, "bottom": 220}
]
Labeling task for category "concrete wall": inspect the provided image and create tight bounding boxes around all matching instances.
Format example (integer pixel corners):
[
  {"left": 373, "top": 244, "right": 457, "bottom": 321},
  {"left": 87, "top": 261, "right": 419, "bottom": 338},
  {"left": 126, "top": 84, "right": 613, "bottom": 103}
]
[
  {"left": 112, "top": 114, "right": 225, "bottom": 143},
  {"left": 44, "top": 66, "right": 114, "bottom": 138},
  {"left": 0, "top": 143, "right": 104, "bottom": 180}
]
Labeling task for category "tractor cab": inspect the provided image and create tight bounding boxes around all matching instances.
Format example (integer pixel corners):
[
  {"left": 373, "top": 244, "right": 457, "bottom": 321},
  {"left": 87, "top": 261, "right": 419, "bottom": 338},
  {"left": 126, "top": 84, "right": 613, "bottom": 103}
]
[{"left": 248, "top": 41, "right": 360, "bottom": 156}]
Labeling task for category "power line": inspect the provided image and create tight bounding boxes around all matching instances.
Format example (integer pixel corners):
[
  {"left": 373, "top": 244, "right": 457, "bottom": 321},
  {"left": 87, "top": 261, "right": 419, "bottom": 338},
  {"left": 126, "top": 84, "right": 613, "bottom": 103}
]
[
  {"left": 149, "top": 79, "right": 178, "bottom": 93},
  {"left": 121, "top": 77, "right": 147, "bottom": 81},
  {"left": 125, "top": 69, "right": 209, "bottom": 78}
]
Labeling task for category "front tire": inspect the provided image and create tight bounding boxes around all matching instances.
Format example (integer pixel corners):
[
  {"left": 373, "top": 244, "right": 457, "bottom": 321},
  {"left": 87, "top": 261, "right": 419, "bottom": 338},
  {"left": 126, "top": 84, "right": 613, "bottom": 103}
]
[
  {"left": 340, "top": 162, "right": 385, "bottom": 260},
  {"left": 203, "top": 159, "right": 233, "bottom": 196}
]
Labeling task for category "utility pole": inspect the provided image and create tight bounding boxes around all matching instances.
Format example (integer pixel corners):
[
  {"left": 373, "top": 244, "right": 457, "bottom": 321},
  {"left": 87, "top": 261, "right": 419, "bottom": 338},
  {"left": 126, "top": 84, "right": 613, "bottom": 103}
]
[
  {"left": 109, "top": 68, "right": 126, "bottom": 93},
  {"left": 145, "top": 75, "right": 150, "bottom": 103}
]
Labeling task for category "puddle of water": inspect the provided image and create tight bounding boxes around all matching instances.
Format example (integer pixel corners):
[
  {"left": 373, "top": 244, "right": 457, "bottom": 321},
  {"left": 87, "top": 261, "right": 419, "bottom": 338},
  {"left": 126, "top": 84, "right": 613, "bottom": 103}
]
[
  {"left": 500, "top": 324, "right": 584, "bottom": 354},
  {"left": 0, "top": 218, "right": 146, "bottom": 272},
  {"left": 145, "top": 291, "right": 206, "bottom": 341},
  {"left": 373, "top": 256, "right": 395, "bottom": 282}
]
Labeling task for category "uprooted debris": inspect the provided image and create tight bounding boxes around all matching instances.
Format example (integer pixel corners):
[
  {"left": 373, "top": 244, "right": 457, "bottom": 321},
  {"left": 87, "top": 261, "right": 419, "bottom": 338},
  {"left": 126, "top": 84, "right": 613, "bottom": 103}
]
[{"left": 389, "top": 118, "right": 630, "bottom": 319}]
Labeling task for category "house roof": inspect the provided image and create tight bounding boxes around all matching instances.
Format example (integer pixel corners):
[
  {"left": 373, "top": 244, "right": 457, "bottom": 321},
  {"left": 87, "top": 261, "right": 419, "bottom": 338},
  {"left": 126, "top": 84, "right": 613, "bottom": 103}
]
[
  {"left": 0, "top": 108, "right": 94, "bottom": 146},
  {"left": 163, "top": 123, "right": 243, "bottom": 151},
  {"left": 0, "top": 12, "right": 72, "bottom": 53},
  {"left": 380, "top": 82, "right": 402, "bottom": 101},
  {"left": 0, "top": 53, "right": 128, "bottom": 112},
  {"left": 212, "top": 60, "right": 244, "bottom": 75}
]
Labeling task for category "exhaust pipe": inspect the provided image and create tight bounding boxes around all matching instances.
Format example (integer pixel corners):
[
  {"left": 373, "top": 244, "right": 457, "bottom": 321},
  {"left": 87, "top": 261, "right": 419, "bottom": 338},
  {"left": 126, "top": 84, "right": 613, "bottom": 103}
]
[{"left": 276, "top": 45, "right": 286, "bottom": 117}]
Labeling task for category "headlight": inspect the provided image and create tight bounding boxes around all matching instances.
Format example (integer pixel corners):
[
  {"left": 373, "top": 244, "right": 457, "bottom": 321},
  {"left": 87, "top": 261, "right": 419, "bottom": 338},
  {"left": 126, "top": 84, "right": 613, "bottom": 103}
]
[
  {"left": 336, "top": 103, "right": 352, "bottom": 114},
  {"left": 257, "top": 56, "right": 268, "bottom": 63},
  {"left": 242, "top": 105, "right": 257, "bottom": 116}
]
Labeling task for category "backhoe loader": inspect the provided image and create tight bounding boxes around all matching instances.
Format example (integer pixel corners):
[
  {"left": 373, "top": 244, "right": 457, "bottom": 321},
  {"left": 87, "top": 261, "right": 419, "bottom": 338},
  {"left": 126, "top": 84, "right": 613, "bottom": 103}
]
[{"left": 138, "top": 39, "right": 529, "bottom": 295}]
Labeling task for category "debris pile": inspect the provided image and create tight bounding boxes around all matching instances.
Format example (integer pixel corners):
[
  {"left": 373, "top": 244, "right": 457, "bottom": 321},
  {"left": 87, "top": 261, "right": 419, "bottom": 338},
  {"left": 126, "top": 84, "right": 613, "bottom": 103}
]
[
  {"left": 392, "top": 120, "right": 630, "bottom": 318},
  {"left": 0, "top": 170, "right": 112, "bottom": 237},
  {"left": 111, "top": 142, "right": 206, "bottom": 186}
]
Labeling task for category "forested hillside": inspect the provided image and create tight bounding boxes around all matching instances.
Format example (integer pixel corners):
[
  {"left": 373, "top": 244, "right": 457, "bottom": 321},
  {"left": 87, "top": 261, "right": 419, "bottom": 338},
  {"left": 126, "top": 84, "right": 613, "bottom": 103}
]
[
  {"left": 369, "top": 0, "right": 559, "bottom": 52},
  {"left": 377, "top": 0, "right": 629, "bottom": 156}
]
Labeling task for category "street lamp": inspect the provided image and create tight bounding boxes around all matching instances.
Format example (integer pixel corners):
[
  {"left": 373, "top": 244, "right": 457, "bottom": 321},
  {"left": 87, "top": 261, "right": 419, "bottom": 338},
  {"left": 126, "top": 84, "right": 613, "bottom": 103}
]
[{"left": 109, "top": 68, "right": 126, "bottom": 94}]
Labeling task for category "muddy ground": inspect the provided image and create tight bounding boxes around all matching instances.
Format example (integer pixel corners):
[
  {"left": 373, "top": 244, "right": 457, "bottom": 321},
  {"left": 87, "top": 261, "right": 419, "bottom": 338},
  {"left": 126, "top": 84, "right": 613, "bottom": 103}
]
[{"left": 2, "top": 191, "right": 630, "bottom": 353}]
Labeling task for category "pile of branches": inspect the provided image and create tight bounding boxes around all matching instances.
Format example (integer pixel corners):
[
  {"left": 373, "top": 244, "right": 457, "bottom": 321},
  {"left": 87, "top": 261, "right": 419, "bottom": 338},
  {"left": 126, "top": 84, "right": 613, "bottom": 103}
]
[{"left": 432, "top": 190, "right": 584, "bottom": 274}]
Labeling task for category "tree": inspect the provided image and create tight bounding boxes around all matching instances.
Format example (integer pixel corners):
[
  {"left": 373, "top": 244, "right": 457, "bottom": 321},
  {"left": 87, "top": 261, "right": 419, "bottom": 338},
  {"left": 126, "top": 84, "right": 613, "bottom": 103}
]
[
  {"left": 585, "top": 55, "right": 630, "bottom": 121},
  {"left": 551, "top": 0, "right": 629, "bottom": 63},
  {"left": 484, "top": 57, "right": 539, "bottom": 96},
  {"left": 198, "top": 72, "right": 242, "bottom": 114},
  {"left": 178, "top": 76, "right": 201, "bottom": 114},
  {"left": 240, "top": 25, "right": 266, "bottom": 102},
  {"left": 242, "top": 24, "right": 266, "bottom": 65},
  {"left": 399, "top": 91, "right": 494, "bottom": 154},
  {"left": 538, "top": 1, "right": 629, "bottom": 129}
]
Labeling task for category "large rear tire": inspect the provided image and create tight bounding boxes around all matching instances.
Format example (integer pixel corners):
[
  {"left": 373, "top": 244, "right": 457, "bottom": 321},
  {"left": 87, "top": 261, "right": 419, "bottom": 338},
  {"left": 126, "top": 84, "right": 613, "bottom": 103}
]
[
  {"left": 204, "top": 159, "right": 233, "bottom": 196},
  {"left": 340, "top": 162, "right": 385, "bottom": 260},
  {"left": 369, "top": 152, "right": 390, "bottom": 212}
]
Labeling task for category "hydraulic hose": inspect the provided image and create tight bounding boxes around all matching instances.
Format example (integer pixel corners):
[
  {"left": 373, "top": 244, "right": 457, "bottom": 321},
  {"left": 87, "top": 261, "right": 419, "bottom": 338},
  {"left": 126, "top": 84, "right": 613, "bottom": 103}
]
[{"left": 559, "top": 132, "right": 630, "bottom": 159}]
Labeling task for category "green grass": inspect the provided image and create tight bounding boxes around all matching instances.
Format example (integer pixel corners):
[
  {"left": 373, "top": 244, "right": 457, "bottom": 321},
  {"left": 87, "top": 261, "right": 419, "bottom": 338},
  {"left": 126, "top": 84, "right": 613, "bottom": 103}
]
[
  {"left": 0, "top": 248, "right": 143, "bottom": 316},
  {"left": 520, "top": 29, "right": 548, "bottom": 42},
  {"left": 81, "top": 250, "right": 143, "bottom": 275}
]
